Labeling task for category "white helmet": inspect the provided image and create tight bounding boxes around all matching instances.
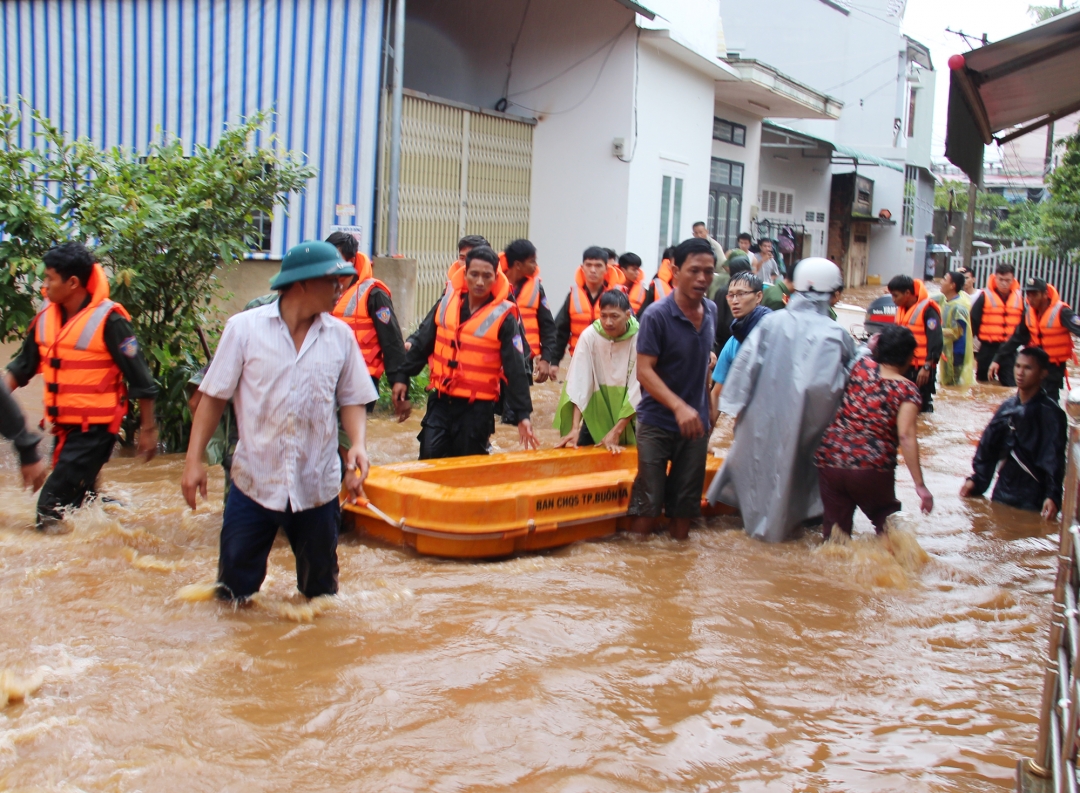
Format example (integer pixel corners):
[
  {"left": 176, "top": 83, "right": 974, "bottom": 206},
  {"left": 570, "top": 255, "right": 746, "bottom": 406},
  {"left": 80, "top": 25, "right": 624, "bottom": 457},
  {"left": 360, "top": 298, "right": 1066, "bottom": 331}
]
[{"left": 792, "top": 257, "right": 843, "bottom": 293}]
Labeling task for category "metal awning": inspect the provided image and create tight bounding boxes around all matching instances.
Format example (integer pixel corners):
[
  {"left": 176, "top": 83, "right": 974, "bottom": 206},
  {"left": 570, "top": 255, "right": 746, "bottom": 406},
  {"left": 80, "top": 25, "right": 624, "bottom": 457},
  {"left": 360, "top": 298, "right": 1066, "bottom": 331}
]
[
  {"left": 720, "top": 58, "right": 842, "bottom": 120},
  {"left": 612, "top": 0, "right": 657, "bottom": 20},
  {"left": 762, "top": 121, "right": 904, "bottom": 172},
  {"left": 945, "top": 8, "right": 1080, "bottom": 183}
]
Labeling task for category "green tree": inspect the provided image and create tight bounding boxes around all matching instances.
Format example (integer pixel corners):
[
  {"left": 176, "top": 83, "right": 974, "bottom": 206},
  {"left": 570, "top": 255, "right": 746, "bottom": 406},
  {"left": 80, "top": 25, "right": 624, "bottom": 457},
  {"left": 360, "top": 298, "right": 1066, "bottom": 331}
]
[
  {"left": 0, "top": 105, "right": 315, "bottom": 451},
  {"left": 1028, "top": 3, "right": 1075, "bottom": 23},
  {"left": 1042, "top": 131, "right": 1080, "bottom": 258}
]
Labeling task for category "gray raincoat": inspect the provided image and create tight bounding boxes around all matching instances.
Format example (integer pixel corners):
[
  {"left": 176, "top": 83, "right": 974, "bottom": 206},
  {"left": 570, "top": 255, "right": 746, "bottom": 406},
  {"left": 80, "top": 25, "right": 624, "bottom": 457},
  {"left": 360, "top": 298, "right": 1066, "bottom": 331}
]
[{"left": 707, "top": 291, "right": 856, "bottom": 542}]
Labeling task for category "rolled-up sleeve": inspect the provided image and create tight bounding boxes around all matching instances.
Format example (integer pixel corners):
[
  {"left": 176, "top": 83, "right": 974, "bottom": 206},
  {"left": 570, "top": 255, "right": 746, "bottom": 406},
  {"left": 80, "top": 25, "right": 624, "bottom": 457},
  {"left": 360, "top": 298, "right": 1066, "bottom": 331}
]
[
  {"left": 337, "top": 331, "right": 378, "bottom": 407},
  {"left": 199, "top": 319, "right": 246, "bottom": 401}
]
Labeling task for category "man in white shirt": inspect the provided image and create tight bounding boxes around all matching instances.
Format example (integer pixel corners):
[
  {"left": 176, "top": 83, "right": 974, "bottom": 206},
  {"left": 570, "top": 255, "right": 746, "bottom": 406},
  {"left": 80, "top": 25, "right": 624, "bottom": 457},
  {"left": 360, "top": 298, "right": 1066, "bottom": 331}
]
[{"left": 182, "top": 241, "right": 377, "bottom": 601}]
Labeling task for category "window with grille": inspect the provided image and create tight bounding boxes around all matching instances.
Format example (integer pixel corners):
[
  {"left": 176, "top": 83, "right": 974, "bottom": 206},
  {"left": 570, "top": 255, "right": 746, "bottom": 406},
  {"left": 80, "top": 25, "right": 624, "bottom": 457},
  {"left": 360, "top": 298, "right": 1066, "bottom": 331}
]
[
  {"left": 805, "top": 210, "right": 826, "bottom": 223},
  {"left": 658, "top": 175, "right": 684, "bottom": 264},
  {"left": 901, "top": 166, "right": 916, "bottom": 236},
  {"left": 713, "top": 117, "right": 746, "bottom": 146},
  {"left": 252, "top": 210, "right": 273, "bottom": 252},
  {"left": 760, "top": 188, "right": 794, "bottom": 216},
  {"left": 709, "top": 158, "right": 743, "bottom": 251}
]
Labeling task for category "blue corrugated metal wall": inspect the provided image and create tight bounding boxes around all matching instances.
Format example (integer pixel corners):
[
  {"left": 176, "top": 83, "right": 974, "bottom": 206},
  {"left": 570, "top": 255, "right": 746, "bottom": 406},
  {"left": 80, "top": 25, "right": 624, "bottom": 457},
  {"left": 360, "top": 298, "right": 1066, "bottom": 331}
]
[{"left": 0, "top": 0, "right": 383, "bottom": 257}]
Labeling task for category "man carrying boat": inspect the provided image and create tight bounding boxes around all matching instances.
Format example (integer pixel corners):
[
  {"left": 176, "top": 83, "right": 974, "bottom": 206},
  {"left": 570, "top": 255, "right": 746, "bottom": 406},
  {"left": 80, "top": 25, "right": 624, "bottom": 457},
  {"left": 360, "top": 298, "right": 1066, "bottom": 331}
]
[
  {"left": 395, "top": 245, "right": 538, "bottom": 459},
  {"left": 988, "top": 277, "right": 1080, "bottom": 404},
  {"left": 888, "top": 275, "right": 943, "bottom": 413},
  {"left": 627, "top": 237, "right": 717, "bottom": 541},
  {"left": 182, "top": 241, "right": 375, "bottom": 601},
  {"left": 327, "top": 231, "right": 410, "bottom": 420},
  {"left": 708, "top": 258, "right": 855, "bottom": 543},
  {"left": 551, "top": 246, "right": 626, "bottom": 368},
  {"left": 4, "top": 242, "right": 160, "bottom": 531}
]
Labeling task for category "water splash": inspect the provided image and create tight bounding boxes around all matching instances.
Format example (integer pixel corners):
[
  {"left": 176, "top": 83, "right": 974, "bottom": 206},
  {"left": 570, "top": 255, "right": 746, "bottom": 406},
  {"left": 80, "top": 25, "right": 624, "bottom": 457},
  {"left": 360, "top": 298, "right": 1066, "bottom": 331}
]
[
  {"left": 1, "top": 668, "right": 44, "bottom": 707},
  {"left": 815, "top": 513, "right": 930, "bottom": 588}
]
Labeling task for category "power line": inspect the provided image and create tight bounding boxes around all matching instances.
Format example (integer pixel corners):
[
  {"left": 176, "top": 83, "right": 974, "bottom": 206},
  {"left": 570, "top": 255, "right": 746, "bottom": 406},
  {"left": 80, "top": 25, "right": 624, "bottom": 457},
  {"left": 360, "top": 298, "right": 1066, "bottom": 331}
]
[{"left": 823, "top": 53, "right": 897, "bottom": 92}]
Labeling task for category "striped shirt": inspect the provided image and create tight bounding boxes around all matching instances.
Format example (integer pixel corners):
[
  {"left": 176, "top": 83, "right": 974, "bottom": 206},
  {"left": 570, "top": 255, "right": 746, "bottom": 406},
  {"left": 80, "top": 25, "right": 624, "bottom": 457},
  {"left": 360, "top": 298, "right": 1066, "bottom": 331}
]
[{"left": 198, "top": 301, "right": 377, "bottom": 512}]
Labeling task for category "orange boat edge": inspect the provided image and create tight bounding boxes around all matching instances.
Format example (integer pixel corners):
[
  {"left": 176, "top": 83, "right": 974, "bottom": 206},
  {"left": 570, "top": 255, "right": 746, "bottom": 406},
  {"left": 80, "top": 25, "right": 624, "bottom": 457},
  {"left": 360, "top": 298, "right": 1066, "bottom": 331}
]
[{"left": 341, "top": 447, "right": 732, "bottom": 559}]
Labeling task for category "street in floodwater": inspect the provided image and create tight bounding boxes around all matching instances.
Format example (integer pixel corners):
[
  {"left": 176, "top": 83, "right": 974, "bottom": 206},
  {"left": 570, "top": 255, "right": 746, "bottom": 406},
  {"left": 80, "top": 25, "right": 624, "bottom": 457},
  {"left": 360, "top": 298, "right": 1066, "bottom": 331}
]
[{"left": 0, "top": 320, "right": 1059, "bottom": 792}]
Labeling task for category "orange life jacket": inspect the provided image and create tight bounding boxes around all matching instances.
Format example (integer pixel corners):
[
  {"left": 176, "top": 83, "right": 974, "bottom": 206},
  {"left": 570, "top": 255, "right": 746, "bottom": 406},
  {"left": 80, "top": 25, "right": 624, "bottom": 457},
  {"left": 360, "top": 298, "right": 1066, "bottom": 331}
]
[
  {"left": 895, "top": 279, "right": 940, "bottom": 368},
  {"left": 35, "top": 262, "right": 130, "bottom": 432},
  {"left": 429, "top": 266, "right": 518, "bottom": 402},
  {"left": 568, "top": 265, "right": 624, "bottom": 355},
  {"left": 500, "top": 255, "right": 543, "bottom": 358},
  {"left": 332, "top": 253, "right": 392, "bottom": 380},
  {"left": 978, "top": 275, "right": 1024, "bottom": 343},
  {"left": 651, "top": 258, "right": 675, "bottom": 301},
  {"left": 1025, "top": 284, "right": 1074, "bottom": 364},
  {"left": 513, "top": 273, "right": 542, "bottom": 358},
  {"left": 623, "top": 270, "right": 647, "bottom": 313}
]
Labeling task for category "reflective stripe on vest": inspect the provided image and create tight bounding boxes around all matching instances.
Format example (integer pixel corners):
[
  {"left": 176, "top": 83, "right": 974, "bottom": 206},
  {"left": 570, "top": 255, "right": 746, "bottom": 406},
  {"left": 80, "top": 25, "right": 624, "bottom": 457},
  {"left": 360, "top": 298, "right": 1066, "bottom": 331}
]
[
  {"left": 515, "top": 276, "right": 541, "bottom": 356},
  {"left": 898, "top": 297, "right": 935, "bottom": 367},
  {"left": 979, "top": 288, "right": 1024, "bottom": 343},
  {"left": 429, "top": 295, "right": 516, "bottom": 402},
  {"left": 1026, "top": 301, "right": 1075, "bottom": 364},
  {"left": 568, "top": 285, "right": 599, "bottom": 355},
  {"left": 333, "top": 278, "right": 389, "bottom": 379},
  {"left": 627, "top": 279, "right": 647, "bottom": 313},
  {"left": 652, "top": 277, "right": 673, "bottom": 301},
  {"left": 37, "top": 298, "right": 127, "bottom": 431}
]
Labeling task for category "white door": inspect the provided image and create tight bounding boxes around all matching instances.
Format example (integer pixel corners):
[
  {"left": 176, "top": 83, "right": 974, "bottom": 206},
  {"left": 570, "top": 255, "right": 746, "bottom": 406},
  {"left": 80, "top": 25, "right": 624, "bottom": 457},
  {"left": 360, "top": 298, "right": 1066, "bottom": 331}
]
[{"left": 803, "top": 209, "right": 828, "bottom": 258}]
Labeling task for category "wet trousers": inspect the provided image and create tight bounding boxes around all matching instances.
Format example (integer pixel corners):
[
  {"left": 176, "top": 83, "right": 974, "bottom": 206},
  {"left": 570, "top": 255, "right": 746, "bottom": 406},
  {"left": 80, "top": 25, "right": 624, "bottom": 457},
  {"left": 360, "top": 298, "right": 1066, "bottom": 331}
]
[
  {"left": 976, "top": 342, "right": 1016, "bottom": 386},
  {"left": 904, "top": 367, "right": 936, "bottom": 413},
  {"left": 817, "top": 466, "right": 900, "bottom": 539},
  {"left": 217, "top": 486, "right": 340, "bottom": 600},
  {"left": 628, "top": 422, "right": 709, "bottom": 519},
  {"left": 37, "top": 425, "right": 117, "bottom": 529},
  {"left": 1042, "top": 363, "right": 1066, "bottom": 405},
  {"left": 418, "top": 393, "right": 496, "bottom": 460}
]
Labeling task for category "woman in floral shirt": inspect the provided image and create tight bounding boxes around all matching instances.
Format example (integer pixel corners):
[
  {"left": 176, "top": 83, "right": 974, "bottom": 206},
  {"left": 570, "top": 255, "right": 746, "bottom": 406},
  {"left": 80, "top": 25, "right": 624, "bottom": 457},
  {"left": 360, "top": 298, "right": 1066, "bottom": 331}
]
[{"left": 814, "top": 325, "right": 934, "bottom": 539}]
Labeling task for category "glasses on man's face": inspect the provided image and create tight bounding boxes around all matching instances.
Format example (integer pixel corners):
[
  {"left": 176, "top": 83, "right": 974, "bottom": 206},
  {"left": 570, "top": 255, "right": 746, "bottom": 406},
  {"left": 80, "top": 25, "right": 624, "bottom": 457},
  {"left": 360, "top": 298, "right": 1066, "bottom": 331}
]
[{"left": 727, "top": 290, "right": 755, "bottom": 300}]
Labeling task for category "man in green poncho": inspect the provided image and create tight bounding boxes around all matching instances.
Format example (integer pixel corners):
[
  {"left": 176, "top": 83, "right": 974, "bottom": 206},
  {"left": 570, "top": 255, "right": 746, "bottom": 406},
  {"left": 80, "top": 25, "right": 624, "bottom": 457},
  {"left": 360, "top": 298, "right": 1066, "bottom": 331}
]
[
  {"left": 554, "top": 289, "right": 640, "bottom": 453},
  {"left": 938, "top": 271, "right": 975, "bottom": 386}
]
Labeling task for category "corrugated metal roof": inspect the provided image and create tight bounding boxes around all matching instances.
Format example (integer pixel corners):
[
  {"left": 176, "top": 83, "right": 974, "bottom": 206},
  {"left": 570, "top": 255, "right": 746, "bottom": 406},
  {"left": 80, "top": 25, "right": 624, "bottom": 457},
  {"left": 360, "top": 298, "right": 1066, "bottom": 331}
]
[{"left": 762, "top": 122, "right": 904, "bottom": 172}]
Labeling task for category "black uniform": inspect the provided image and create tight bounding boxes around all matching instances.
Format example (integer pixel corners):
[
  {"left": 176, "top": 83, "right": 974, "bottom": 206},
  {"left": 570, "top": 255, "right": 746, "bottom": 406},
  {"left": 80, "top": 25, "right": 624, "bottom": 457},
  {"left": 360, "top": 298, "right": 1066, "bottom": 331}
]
[
  {"left": 712, "top": 284, "right": 735, "bottom": 354},
  {"left": 992, "top": 307, "right": 1080, "bottom": 403},
  {"left": 401, "top": 295, "right": 533, "bottom": 460},
  {"left": 365, "top": 287, "right": 408, "bottom": 391},
  {"left": 970, "top": 291, "right": 1017, "bottom": 386},
  {"left": 904, "top": 302, "right": 944, "bottom": 413},
  {"left": 967, "top": 391, "right": 1067, "bottom": 512},
  {"left": 0, "top": 379, "right": 42, "bottom": 466},
  {"left": 501, "top": 277, "right": 557, "bottom": 426},
  {"left": 7, "top": 297, "right": 159, "bottom": 527},
  {"left": 552, "top": 288, "right": 602, "bottom": 367}
]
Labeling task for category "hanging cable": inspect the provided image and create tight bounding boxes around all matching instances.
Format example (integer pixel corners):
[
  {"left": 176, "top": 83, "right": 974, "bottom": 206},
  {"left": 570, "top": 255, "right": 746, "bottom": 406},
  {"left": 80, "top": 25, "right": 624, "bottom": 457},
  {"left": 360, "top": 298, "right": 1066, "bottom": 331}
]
[
  {"left": 618, "top": 27, "right": 641, "bottom": 163},
  {"left": 496, "top": 0, "right": 532, "bottom": 113}
]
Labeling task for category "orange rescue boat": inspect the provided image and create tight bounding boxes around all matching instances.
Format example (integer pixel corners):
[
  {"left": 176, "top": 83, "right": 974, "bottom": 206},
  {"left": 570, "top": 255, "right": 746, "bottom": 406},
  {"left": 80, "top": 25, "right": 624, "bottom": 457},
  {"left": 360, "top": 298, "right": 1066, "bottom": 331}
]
[{"left": 341, "top": 447, "right": 729, "bottom": 559}]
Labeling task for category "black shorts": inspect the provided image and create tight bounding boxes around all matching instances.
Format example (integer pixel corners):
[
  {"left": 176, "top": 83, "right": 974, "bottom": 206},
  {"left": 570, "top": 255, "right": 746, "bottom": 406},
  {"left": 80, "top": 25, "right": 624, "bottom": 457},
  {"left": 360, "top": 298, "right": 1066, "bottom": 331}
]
[{"left": 628, "top": 422, "right": 709, "bottom": 519}]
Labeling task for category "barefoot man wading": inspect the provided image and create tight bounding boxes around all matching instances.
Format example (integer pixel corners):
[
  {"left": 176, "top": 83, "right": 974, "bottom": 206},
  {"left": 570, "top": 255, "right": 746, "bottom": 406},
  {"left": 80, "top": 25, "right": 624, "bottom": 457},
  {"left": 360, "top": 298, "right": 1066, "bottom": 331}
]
[{"left": 182, "top": 241, "right": 376, "bottom": 601}]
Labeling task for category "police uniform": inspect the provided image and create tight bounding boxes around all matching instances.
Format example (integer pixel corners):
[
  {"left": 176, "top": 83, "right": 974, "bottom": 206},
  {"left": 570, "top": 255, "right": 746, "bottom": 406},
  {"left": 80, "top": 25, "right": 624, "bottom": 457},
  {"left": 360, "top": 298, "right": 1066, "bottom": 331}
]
[
  {"left": 894, "top": 279, "right": 943, "bottom": 413},
  {"left": 994, "top": 278, "right": 1080, "bottom": 403},
  {"left": 7, "top": 263, "right": 158, "bottom": 527},
  {"left": 333, "top": 253, "right": 407, "bottom": 402},
  {"left": 401, "top": 267, "right": 533, "bottom": 459},
  {"left": 971, "top": 275, "right": 1024, "bottom": 386}
]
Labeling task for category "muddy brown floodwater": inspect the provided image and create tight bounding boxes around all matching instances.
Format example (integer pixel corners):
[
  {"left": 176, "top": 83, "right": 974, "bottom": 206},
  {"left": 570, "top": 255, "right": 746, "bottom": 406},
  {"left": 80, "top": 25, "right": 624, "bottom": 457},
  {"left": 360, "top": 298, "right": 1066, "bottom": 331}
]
[{"left": 0, "top": 333, "right": 1060, "bottom": 792}]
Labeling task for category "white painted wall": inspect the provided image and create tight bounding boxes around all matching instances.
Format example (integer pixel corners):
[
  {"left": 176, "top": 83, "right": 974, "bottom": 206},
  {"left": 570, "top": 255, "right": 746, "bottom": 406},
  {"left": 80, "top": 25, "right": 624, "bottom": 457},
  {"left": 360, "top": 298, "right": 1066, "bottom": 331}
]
[
  {"left": 636, "top": 0, "right": 722, "bottom": 61},
  {"left": 403, "top": 0, "right": 637, "bottom": 301},
  {"left": 711, "top": 103, "right": 760, "bottom": 236},
  {"left": 757, "top": 154, "right": 832, "bottom": 258},
  {"left": 624, "top": 43, "right": 717, "bottom": 275}
]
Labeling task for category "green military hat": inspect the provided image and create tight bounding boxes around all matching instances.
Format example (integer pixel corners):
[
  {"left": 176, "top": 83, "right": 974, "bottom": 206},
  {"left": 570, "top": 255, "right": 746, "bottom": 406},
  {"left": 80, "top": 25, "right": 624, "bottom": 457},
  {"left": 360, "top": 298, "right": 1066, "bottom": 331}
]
[{"left": 269, "top": 240, "right": 356, "bottom": 289}]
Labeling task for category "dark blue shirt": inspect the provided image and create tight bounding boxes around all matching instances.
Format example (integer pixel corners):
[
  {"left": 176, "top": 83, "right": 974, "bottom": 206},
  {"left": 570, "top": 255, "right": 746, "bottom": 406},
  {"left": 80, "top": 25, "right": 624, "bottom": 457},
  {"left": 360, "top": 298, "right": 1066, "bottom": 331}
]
[{"left": 635, "top": 293, "right": 717, "bottom": 433}]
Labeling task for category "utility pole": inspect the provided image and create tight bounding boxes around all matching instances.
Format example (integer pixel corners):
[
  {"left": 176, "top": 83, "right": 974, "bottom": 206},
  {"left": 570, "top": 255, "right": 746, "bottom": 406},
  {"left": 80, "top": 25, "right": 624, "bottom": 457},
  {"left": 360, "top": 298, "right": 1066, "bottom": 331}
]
[
  {"left": 961, "top": 180, "right": 977, "bottom": 270},
  {"left": 386, "top": 0, "right": 406, "bottom": 256}
]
